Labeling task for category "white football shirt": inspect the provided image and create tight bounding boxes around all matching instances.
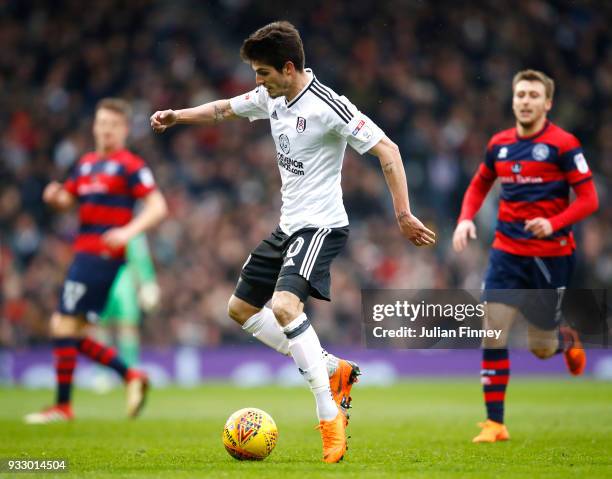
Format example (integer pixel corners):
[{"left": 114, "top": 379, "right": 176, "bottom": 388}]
[{"left": 230, "top": 69, "right": 384, "bottom": 235}]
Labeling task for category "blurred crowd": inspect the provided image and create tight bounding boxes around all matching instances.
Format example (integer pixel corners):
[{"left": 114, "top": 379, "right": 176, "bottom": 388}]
[{"left": 1, "top": 0, "right": 610, "bottom": 348}]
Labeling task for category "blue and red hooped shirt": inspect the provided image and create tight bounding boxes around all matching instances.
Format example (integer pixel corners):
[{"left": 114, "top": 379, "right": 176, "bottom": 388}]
[
  {"left": 459, "top": 121, "right": 597, "bottom": 257},
  {"left": 63, "top": 149, "right": 156, "bottom": 260}
]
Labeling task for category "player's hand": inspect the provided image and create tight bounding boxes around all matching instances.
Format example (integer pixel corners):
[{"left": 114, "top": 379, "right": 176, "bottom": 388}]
[
  {"left": 43, "top": 181, "right": 64, "bottom": 204},
  {"left": 397, "top": 212, "right": 436, "bottom": 247},
  {"left": 452, "top": 219, "right": 477, "bottom": 252},
  {"left": 150, "top": 110, "right": 177, "bottom": 133},
  {"left": 139, "top": 282, "right": 161, "bottom": 313},
  {"left": 102, "top": 227, "right": 133, "bottom": 250},
  {"left": 524, "top": 217, "right": 553, "bottom": 238}
]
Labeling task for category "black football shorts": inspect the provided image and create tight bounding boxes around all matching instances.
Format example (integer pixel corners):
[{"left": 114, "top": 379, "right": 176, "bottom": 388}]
[{"left": 234, "top": 225, "right": 349, "bottom": 308}]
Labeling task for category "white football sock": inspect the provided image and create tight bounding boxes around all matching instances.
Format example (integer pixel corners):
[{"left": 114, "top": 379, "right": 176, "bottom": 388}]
[
  {"left": 241, "top": 310, "right": 339, "bottom": 376},
  {"left": 282, "top": 313, "right": 338, "bottom": 421},
  {"left": 242, "top": 307, "right": 290, "bottom": 355}
]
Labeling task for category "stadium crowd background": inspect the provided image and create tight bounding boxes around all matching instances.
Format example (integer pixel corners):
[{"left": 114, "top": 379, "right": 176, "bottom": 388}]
[{"left": 1, "top": 0, "right": 610, "bottom": 349}]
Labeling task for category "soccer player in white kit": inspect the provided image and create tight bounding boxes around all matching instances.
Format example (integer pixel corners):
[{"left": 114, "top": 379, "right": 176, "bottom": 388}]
[{"left": 151, "top": 21, "right": 435, "bottom": 463}]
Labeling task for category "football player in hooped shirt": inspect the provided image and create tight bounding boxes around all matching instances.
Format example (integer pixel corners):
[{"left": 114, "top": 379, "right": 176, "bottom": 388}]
[
  {"left": 25, "top": 99, "right": 168, "bottom": 424},
  {"left": 151, "top": 21, "right": 435, "bottom": 463},
  {"left": 453, "top": 70, "right": 599, "bottom": 443}
]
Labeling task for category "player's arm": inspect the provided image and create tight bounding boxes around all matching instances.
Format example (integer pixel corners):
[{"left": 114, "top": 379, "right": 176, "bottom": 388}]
[
  {"left": 150, "top": 100, "right": 238, "bottom": 133},
  {"left": 43, "top": 181, "right": 77, "bottom": 211},
  {"left": 102, "top": 190, "right": 168, "bottom": 249},
  {"left": 369, "top": 136, "right": 436, "bottom": 247},
  {"left": 525, "top": 140, "right": 598, "bottom": 239},
  {"left": 525, "top": 180, "right": 599, "bottom": 239},
  {"left": 452, "top": 163, "right": 497, "bottom": 252}
]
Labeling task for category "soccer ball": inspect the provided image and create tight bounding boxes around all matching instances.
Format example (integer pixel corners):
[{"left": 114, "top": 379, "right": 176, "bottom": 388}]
[{"left": 222, "top": 407, "right": 278, "bottom": 460}]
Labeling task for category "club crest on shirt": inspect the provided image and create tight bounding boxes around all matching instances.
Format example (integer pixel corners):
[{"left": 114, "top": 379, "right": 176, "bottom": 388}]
[
  {"left": 532, "top": 143, "right": 550, "bottom": 161},
  {"left": 511, "top": 162, "right": 522, "bottom": 174},
  {"left": 279, "top": 134, "right": 290, "bottom": 154},
  {"left": 296, "top": 116, "right": 306, "bottom": 133},
  {"left": 104, "top": 161, "right": 119, "bottom": 175},
  {"left": 80, "top": 163, "right": 92, "bottom": 175}
]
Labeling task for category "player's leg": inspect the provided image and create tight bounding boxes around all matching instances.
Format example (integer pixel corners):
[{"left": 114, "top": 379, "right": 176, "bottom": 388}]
[
  {"left": 272, "top": 286, "right": 336, "bottom": 418},
  {"left": 526, "top": 322, "right": 584, "bottom": 373},
  {"left": 229, "top": 229, "right": 355, "bottom": 385},
  {"left": 230, "top": 291, "right": 353, "bottom": 382},
  {"left": 94, "top": 280, "right": 120, "bottom": 392},
  {"left": 228, "top": 292, "right": 290, "bottom": 354},
  {"left": 229, "top": 289, "right": 358, "bottom": 399},
  {"left": 528, "top": 323, "right": 559, "bottom": 359},
  {"left": 528, "top": 254, "right": 585, "bottom": 375},
  {"left": 62, "top": 254, "right": 147, "bottom": 417},
  {"left": 95, "top": 270, "right": 145, "bottom": 403},
  {"left": 229, "top": 229, "right": 291, "bottom": 353},
  {"left": 473, "top": 301, "right": 516, "bottom": 443},
  {"left": 230, "top": 273, "right": 346, "bottom": 462},
  {"left": 271, "top": 284, "right": 346, "bottom": 463},
  {"left": 281, "top": 227, "right": 360, "bottom": 416},
  {"left": 77, "top": 298, "right": 136, "bottom": 385},
  {"left": 76, "top": 332, "right": 148, "bottom": 418},
  {"left": 24, "top": 312, "right": 88, "bottom": 424},
  {"left": 473, "top": 249, "right": 528, "bottom": 442},
  {"left": 273, "top": 227, "right": 351, "bottom": 463},
  {"left": 25, "top": 254, "right": 99, "bottom": 423}
]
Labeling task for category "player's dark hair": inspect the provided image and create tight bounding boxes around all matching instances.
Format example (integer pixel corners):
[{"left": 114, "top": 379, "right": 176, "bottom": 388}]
[
  {"left": 96, "top": 98, "right": 132, "bottom": 119},
  {"left": 240, "top": 21, "right": 305, "bottom": 72},
  {"left": 512, "top": 69, "right": 555, "bottom": 100}
]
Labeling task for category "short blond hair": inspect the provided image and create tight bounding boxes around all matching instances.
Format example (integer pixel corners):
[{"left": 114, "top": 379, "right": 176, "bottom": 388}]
[
  {"left": 95, "top": 97, "right": 132, "bottom": 119},
  {"left": 512, "top": 69, "right": 555, "bottom": 100}
]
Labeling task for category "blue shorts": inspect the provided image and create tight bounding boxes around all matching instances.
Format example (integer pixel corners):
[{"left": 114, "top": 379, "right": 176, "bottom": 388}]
[
  {"left": 58, "top": 253, "right": 124, "bottom": 323},
  {"left": 483, "top": 248, "right": 575, "bottom": 330}
]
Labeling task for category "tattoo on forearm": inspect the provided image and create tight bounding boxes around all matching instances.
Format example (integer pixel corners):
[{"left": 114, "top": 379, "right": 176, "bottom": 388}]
[
  {"left": 214, "top": 105, "right": 224, "bottom": 123},
  {"left": 382, "top": 161, "right": 394, "bottom": 174}
]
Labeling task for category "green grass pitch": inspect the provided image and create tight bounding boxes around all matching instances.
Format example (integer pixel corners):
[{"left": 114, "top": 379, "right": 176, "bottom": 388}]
[{"left": 1, "top": 379, "right": 611, "bottom": 478}]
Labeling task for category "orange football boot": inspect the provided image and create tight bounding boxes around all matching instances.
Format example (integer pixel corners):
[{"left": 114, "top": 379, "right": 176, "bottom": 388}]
[
  {"left": 317, "top": 411, "right": 347, "bottom": 463},
  {"left": 328, "top": 359, "right": 360, "bottom": 421},
  {"left": 560, "top": 326, "right": 586, "bottom": 376},
  {"left": 472, "top": 419, "right": 510, "bottom": 443}
]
